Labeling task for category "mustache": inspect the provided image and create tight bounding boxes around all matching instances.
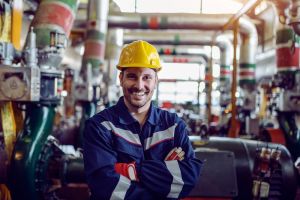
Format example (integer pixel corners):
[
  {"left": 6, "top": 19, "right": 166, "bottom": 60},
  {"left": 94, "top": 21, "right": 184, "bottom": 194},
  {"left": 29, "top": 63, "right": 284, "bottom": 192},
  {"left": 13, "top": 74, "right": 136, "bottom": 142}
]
[{"left": 128, "top": 87, "right": 149, "bottom": 93}]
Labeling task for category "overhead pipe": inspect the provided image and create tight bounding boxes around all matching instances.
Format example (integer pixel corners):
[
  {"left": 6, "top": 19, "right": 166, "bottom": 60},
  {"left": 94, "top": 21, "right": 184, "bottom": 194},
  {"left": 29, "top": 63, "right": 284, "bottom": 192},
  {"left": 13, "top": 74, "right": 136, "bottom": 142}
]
[
  {"left": 124, "top": 31, "right": 233, "bottom": 89},
  {"left": 108, "top": 13, "right": 229, "bottom": 30},
  {"left": 222, "top": 0, "right": 264, "bottom": 31},
  {"left": 124, "top": 30, "right": 232, "bottom": 67},
  {"left": 108, "top": 13, "right": 256, "bottom": 39},
  {"left": 160, "top": 54, "right": 207, "bottom": 64},
  {"left": 110, "top": 12, "right": 257, "bottom": 89},
  {"left": 108, "top": 13, "right": 256, "bottom": 47},
  {"left": 124, "top": 30, "right": 216, "bottom": 45}
]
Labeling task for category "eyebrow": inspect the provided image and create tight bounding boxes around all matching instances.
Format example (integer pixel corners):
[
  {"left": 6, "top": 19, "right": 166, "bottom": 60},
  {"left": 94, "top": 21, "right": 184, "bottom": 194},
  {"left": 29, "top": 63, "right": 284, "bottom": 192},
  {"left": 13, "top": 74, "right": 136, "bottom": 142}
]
[{"left": 125, "top": 72, "right": 155, "bottom": 76}]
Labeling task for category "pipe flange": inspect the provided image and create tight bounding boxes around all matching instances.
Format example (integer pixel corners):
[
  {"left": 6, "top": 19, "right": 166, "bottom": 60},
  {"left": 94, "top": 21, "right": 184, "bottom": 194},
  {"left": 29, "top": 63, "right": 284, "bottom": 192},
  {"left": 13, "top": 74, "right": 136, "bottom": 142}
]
[{"left": 35, "top": 135, "right": 63, "bottom": 198}]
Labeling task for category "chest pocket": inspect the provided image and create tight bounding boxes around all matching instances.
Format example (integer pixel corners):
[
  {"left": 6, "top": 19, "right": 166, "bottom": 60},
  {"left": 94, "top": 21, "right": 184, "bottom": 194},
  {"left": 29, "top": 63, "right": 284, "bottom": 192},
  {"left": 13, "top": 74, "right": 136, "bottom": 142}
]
[{"left": 113, "top": 135, "right": 143, "bottom": 163}]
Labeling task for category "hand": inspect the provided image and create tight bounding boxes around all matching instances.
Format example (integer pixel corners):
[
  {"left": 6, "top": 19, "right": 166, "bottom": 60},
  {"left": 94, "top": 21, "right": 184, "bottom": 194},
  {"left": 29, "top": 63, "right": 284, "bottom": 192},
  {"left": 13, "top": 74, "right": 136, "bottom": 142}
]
[
  {"left": 114, "top": 162, "right": 139, "bottom": 181},
  {"left": 165, "top": 147, "right": 185, "bottom": 161}
]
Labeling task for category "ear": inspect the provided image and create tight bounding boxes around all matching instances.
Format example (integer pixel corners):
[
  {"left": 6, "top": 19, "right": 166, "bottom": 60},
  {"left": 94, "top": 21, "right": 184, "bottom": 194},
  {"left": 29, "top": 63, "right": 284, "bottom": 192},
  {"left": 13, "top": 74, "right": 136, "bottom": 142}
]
[
  {"left": 119, "top": 72, "right": 124, "bottom": 86},
  {"left": 154, "top": 74, "right": 158, "bottom": 89}
]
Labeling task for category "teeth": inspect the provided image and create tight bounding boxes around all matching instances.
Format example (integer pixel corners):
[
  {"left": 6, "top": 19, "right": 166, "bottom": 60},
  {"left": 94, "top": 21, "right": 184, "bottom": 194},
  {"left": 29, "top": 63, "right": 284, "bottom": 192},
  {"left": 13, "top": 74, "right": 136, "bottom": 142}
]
[{"left": 133, "top": 92, "right": 144, "bottom": 96}]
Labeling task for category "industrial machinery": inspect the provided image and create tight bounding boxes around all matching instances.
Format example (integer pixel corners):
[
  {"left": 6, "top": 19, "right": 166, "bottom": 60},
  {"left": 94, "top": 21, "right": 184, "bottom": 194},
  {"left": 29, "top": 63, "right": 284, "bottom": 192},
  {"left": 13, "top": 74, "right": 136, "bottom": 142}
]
[
  {"left": 259, "top": 0, "right": 300, "bottom": 161},
  {"left": 190, "top": 137, "right": 297, "bottom": 200},
  {"left": 0, "top": 0, "right": 81, "bottom": 200},
  {"left": 0, "top": 1, "right": 299, "bottom": 200}
]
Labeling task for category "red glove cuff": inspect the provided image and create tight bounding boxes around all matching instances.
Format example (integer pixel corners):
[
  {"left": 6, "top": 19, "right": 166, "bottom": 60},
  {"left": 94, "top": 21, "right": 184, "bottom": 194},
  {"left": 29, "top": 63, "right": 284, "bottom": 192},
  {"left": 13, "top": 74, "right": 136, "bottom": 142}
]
[{"left": 115, "top": 162, "right": 139, "bottom": 181}]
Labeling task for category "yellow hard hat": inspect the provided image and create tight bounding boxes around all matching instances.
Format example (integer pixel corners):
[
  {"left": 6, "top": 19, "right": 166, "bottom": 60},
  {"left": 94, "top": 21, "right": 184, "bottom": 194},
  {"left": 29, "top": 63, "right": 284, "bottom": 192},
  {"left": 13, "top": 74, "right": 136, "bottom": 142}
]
[{"left": 116, "top": 40, "right": 162, "bottom": 71}]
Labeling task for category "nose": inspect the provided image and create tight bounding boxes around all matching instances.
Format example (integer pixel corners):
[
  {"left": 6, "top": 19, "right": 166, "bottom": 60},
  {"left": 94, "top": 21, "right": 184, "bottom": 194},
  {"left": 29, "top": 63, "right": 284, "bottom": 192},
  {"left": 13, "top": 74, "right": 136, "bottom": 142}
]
[{"left": 135, "top": 77, "right": 144, "bottom": 90}]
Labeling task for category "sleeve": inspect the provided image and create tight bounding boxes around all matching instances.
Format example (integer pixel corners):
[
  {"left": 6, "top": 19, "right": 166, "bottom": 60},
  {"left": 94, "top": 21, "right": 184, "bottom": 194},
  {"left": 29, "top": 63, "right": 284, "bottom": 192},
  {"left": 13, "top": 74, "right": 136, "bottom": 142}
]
[
  {"left": 83, "top": 118, "right": 160, "bottom": 200},
  {"left": 136, "top": 118, "right": 203, "bottom": 199}
]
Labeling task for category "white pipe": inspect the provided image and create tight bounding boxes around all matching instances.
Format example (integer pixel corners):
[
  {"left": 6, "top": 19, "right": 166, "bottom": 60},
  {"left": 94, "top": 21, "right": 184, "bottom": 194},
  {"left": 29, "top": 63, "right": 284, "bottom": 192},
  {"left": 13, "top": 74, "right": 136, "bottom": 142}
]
[
  {"left": 124, "top": 30, "right": 232, "bottom": 70},
  {"left": 109, "top": 12, "right": 256, "bottom": 68}
]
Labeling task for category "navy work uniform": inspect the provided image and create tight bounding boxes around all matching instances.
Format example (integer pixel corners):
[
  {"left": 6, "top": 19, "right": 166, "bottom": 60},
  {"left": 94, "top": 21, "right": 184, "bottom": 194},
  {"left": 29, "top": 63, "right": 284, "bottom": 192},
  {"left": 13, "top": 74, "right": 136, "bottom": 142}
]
[{"left": 83, "top": 97, "right": 202, "bottom": 200}]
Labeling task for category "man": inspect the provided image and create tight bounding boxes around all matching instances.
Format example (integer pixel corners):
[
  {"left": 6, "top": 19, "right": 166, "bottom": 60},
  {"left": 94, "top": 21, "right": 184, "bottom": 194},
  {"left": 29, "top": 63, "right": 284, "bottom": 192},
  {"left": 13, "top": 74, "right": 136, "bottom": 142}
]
[{"left": 83, "top": 40, "right": 202, "bottom": 200}]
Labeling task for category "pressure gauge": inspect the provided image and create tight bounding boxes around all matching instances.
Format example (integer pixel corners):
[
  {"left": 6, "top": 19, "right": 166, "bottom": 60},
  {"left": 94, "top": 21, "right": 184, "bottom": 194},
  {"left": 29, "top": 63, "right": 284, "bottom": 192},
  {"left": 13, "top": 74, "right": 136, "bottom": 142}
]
[{"left": 0, "top": 72, "right": 28, "bottom": 100}]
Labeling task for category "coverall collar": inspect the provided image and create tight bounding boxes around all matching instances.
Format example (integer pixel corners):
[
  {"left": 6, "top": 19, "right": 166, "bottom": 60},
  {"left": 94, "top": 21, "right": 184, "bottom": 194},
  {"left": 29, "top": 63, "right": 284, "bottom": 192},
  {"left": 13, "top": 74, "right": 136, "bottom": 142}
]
[{"left": 116, "top": 97, "right": 160, "bottom": 125}]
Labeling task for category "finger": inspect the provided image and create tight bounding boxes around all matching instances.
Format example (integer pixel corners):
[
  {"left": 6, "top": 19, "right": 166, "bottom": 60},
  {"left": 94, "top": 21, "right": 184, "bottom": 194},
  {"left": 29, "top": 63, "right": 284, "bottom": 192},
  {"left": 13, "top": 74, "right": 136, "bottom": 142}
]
[
  {"left": 176, "top": 147, "right": 182, "bottom": 153},
  {"left": 165, "top": 148, "right": 178, "bottom": 160},
  {"left": 177, "top": 151, "right": 185, "bottom": 159},
  {"left": 173, "top": 147, "right": 183, "bottom": 160}
]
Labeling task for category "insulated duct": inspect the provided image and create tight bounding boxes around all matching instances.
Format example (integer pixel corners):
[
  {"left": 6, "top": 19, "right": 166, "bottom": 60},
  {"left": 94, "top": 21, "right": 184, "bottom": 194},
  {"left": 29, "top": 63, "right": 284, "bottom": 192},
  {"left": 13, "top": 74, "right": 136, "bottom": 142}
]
[
  {"left": 216, "top": 34, "right": 233, "bottom": 84},
  {"left": 81, "top": 0, "right": 109, "bottom": 83},
  {"left": 108, "top": 13, "right": 257, "bottom": 87},
  {"left": 105, "top": 28, "right": 123, "bottom": 104},
  {"left": 124, "top": 30, "right": 233, "bottom": 83},
  {"left": 238, "top": 17, "right": 258, "bottom": 88}
]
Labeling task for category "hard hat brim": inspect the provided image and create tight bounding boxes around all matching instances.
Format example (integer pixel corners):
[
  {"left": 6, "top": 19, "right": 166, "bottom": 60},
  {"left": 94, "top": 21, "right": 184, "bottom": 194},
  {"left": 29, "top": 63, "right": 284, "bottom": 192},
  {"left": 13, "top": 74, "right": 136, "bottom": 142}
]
[{"left": 116, "top": 64, "right": 162, "bottom": 71}]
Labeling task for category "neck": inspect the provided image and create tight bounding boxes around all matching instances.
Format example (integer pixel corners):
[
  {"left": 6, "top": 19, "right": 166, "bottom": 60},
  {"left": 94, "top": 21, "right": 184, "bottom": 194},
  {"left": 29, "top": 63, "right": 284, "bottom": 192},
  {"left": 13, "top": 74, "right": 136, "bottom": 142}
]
[{"left": 124, "top": 100, "right": 151, "bottom": 126}]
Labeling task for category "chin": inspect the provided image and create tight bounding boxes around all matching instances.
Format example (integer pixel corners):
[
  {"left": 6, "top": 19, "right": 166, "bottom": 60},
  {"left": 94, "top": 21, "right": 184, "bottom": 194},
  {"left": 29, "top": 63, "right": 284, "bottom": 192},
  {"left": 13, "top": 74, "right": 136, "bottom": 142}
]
[{"left": 131, "top": 101, "right": 146, "bottom": 108}]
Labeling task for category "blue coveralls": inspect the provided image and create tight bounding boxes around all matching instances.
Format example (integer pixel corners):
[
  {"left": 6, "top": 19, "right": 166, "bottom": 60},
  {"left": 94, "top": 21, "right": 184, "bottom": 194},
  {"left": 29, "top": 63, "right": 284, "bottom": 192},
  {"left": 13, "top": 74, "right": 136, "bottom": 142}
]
[{"left": 83, "top": 97, "right": 202, "bottom": 200}]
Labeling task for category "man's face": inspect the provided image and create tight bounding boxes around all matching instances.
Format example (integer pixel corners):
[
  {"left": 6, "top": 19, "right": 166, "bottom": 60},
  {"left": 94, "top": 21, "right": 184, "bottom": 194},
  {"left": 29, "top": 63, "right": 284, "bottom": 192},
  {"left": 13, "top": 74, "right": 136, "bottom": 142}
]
[{"left": 119, "top": 67, "right": 157, "bottom": 110}]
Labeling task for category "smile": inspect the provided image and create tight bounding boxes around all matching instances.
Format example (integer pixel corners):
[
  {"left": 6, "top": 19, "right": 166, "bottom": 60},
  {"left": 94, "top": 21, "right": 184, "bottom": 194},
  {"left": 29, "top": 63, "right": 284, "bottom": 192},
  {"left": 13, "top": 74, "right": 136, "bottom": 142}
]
[{"left": 132, "top": 92, "right": 146, "bottom": 96}]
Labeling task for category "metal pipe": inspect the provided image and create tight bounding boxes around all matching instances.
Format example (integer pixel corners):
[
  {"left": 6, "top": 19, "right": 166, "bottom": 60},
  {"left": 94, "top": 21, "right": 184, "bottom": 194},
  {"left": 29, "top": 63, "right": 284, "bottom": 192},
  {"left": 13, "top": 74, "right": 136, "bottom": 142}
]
[
  {"left": 124, "top": 30, "right": 231, "bottom": 66},
  {"left": 105, "top": 28, "right": 123, "bottom": 84},
  {"left": 238, "top": 17, "right": 258, "bottom": 88},
  {"left": 9, "top": 105, "right": 56, "bottom": 200},
  {"left": 207, "top": 46, "right": 213, "bottom": 123},
  {"left": 114, "top": 12, "right": 256, "bottom": 84},
  {"left": 222, "top": 0, "right": 264, "bottom": 31},
  {"left": 124, "top": 30, "right": 216, "bottom": 45},
  {"left": 32, "top": 0, "right": 78, "bottom": 37},
  {"left": 81, "top": 0, "right": 109, "bottom": 83},
  {"left": 108, "top": 13, "right": 255, "bottom": 36},
  {"left": 229, "top": 20, "right": 239, "bottom": 138},
  {"left": 61, "top": 156, "right": 85, "bottom": 184},
  {"left": 160, "top": 55, "right": 207, "bottom": 64},
  {"left": 216, "top": 34, "right": 233, "bottom": 85},
  {"left": 108, "top": 13, "right": 229, "bottom": 30},
  {"left": 76, "top": 102, "right": 96, "bottom": 148}
]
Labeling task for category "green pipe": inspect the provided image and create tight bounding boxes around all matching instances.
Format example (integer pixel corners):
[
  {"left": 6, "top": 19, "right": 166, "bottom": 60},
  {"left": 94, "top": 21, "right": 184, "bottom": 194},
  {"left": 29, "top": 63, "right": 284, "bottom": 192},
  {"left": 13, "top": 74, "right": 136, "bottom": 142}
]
[
  {"left": 8, "top": 104, "right": 55, "bottom": 200},
  {"left": 77, "top": 102, "right": 96, "bottom": 148}
]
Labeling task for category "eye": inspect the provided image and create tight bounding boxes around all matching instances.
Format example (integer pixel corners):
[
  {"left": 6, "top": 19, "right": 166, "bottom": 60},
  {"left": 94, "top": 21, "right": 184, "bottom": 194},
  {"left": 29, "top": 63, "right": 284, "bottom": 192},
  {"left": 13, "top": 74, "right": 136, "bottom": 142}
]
[
  {"left": 126, "top": 74, "right": 137, "bottom": 80},
  {"left": 143, "top": 75, "right": 153, "bottom": 80}
]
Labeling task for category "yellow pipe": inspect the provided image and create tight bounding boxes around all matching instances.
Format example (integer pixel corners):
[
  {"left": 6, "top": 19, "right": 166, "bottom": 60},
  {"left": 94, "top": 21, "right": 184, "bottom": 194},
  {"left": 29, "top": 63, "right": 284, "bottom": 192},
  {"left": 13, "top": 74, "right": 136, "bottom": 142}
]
[
  {"left": 207, "top": 46, "right": 213, "bottom": 123},
  {"left": 228, "top": 20, "right": 239, "bottom": 138},
  {"left": 0, "top": 2, "right": 11, "bottom": 42},
  {"left": 12, "top": 0, "right": 23, "bottom": 50}
]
